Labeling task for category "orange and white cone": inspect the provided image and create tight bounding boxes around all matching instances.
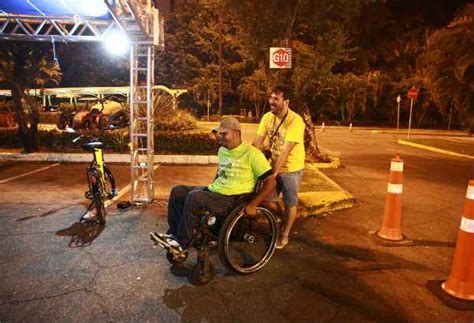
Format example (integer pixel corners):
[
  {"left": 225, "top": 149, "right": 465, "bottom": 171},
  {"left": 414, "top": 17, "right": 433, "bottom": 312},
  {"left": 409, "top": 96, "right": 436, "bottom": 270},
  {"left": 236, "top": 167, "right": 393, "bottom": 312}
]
[
  {"left": 377, "top": 154, "right": 404, "bottom": 241},
  {"left": 442, "top": 180, "right": 474, "bottom": 300}
]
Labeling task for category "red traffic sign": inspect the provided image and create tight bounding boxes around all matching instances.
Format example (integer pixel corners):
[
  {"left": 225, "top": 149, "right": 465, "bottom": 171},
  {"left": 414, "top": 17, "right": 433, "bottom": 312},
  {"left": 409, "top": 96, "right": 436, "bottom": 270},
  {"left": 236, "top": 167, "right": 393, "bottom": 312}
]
[
  {"left": 269, "top": 47, "right": 292, "bottom": 69},
  {"left": 407, "top": 87, "right": 419, "bottom": 100}
]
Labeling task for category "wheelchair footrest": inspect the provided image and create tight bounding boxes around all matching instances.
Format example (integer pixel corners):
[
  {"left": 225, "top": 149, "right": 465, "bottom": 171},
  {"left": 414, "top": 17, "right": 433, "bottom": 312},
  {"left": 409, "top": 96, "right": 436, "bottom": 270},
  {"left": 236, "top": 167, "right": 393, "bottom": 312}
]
[{"left": 150, "top": 232, "right": 183, "bottom": 255}]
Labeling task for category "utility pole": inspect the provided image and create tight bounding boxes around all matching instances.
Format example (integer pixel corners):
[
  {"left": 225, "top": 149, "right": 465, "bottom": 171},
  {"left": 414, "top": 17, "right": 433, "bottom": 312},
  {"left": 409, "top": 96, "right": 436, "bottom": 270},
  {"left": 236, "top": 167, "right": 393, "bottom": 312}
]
[
  {"left": 448, "top": 103, "right": 453, "bottom": 130},
  {"left": 207, "top": 89, "right": 210, "bottom": 121},
  {"left": 407, "top": 98, "right": 414, "bottom": 140}
]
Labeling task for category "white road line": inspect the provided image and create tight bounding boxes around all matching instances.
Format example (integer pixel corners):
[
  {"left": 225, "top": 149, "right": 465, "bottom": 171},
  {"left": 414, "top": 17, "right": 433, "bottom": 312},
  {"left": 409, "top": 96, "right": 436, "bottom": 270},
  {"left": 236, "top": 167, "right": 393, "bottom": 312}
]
[
  {"left": 0, "top": 163, "right": 61, "bottom": 184},
  {"left": 105, "top": 165, "right": 160, "bottom": 208}
]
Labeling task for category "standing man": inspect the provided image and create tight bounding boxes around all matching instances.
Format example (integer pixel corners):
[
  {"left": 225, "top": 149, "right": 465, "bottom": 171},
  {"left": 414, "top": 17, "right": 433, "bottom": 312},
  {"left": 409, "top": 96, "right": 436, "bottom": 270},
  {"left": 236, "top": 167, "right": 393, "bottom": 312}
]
[{"left": 253, "top": 85, "right": 305, "bottom": 249}]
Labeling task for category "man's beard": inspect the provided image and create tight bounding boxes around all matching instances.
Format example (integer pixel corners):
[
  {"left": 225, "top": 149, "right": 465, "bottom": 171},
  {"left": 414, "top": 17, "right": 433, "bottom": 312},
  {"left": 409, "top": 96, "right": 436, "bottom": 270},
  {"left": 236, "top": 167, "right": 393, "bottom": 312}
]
[{"left": 271, "top": 104, "right": 280, "bottom": 114}]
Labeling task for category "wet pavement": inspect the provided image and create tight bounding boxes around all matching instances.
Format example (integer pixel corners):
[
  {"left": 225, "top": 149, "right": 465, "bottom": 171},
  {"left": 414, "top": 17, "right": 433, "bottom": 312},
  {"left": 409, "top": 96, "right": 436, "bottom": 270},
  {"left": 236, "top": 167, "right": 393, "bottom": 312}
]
[{"left": 1, "top": 130, "right": 474, "bottom": 322}]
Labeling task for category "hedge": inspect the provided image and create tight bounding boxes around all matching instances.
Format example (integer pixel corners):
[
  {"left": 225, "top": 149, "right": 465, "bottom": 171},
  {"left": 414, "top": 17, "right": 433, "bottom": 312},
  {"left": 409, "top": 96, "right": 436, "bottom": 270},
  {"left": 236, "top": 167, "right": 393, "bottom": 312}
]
[{"left": 0, "top": 128, "right": 220, "bottom": 155}]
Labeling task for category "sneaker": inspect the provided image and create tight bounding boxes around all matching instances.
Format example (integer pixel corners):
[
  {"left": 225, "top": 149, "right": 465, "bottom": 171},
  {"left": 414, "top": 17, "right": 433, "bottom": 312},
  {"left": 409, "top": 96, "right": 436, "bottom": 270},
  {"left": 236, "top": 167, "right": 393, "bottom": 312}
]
[
  {"left": 82, "top": 210, "right": 97, "bottom": 222},
  {"left": 150, "top": 232, "right": 183, "bottom": 255},
  {"left": 110, "top": 188, "right": 118, "bottom": 197}
]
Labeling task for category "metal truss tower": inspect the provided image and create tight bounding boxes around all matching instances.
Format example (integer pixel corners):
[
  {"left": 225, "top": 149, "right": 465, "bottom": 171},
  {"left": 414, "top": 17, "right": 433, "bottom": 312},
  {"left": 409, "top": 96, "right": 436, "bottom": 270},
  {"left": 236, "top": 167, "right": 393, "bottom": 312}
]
[
  {"left": 0, "top": 0, "right": 163, "bottom": 203},
  {"left": 129, "top": 43, "right": 155, "bottom": 203}
]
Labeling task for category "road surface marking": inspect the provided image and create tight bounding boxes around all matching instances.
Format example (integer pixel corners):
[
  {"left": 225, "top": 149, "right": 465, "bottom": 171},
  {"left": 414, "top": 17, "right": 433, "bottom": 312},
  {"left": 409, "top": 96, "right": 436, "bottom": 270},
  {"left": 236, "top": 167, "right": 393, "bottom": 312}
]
[
  {"left": 105, "top": 165, "right": 160, "bottom": 208},
  {"left": 398, "top": 139, "right": 474, "bottom": 160},
  {"left": 0, "top": 163, "right": 61, "bottom": 184}
]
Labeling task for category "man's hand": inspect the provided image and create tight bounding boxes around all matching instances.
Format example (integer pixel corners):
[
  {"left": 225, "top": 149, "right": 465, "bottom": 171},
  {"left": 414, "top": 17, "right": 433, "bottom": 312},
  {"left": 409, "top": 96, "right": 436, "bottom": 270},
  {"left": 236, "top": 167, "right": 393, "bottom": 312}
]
[{"left": 245, "top": 202, "right": 258, "bottom": 216}]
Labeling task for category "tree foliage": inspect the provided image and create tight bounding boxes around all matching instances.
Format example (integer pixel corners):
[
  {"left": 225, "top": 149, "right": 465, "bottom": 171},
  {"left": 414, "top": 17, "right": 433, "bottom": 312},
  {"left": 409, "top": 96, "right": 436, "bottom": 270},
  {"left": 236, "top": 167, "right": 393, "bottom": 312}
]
[
  {"left": 421, "top": 20, "right": 474, "bottom": 128},
  {"left": 0, "top": 42, "right": 61, "bottom": 152}
]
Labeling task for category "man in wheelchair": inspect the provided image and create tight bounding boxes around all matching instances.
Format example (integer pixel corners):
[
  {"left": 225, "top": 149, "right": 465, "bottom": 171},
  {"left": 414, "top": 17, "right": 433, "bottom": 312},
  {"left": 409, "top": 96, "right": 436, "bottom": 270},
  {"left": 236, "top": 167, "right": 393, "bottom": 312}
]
[{"left": 151, "top": 117, "right": 276, "bottom": 258}]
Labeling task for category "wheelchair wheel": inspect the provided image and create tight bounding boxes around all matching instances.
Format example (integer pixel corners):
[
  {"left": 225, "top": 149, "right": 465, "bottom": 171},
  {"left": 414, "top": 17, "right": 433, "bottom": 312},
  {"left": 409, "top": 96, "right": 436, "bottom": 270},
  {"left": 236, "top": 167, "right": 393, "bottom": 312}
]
[{"left": 218, "top": 205, "right": 279, "bottom": 274}]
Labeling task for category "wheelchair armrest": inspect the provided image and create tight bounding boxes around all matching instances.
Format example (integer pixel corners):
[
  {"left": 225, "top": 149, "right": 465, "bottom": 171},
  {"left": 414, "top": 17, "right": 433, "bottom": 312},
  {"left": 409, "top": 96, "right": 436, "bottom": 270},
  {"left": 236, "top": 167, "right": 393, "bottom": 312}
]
[{"left": 231, "top": 193, "right": 255, "bottom": 208}]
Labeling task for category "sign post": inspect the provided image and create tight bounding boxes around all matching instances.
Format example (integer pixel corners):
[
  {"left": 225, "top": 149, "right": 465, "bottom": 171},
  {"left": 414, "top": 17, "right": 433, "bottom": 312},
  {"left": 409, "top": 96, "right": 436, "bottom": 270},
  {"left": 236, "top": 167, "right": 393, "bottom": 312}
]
[
  {"left": 396, "top": 95, "right": 401, "bottom": 130},
  {"left": 448, "top": 103, "right": 453, "bottom": 130},
  {"left": 407, "top": 87, "right": 419, "bottom": 140},
  {"left": 206, "top": 89, "right": 210, "bottom": 121},
  {"left": 269, "top": 47, "right": 292, "bottom": 69}
]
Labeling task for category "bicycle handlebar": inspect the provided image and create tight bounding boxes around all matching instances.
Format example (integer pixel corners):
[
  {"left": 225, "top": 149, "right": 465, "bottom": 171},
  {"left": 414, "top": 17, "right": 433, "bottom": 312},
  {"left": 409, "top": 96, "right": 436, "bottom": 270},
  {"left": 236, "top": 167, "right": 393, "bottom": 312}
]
[{"left": 72, "top": 135, "right": 83, "bottom": 143}]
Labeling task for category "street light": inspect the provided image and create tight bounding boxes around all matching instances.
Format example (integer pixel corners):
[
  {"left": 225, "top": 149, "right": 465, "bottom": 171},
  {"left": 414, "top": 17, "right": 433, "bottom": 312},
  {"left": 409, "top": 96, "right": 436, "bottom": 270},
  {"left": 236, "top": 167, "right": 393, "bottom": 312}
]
[
  {"left": 103, "top": 29, "right": 130, "bottom": 56},
  {"left": 396, "top": 95, "right": 401, "bottom": 130}
]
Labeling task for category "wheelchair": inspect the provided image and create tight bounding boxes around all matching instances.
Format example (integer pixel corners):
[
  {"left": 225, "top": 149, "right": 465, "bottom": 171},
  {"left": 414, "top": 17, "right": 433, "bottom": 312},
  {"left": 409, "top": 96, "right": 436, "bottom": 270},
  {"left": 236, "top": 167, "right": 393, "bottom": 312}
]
[{"left": 151, "top": 192, "right": 280, "bottom": 285}]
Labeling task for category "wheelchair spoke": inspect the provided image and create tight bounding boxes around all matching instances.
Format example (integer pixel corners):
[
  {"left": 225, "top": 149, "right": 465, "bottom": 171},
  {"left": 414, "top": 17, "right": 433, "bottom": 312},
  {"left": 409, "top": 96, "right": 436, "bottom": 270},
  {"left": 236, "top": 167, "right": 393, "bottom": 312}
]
[{"left": 220, "top": 207, "right": 278, "bottom": 274}]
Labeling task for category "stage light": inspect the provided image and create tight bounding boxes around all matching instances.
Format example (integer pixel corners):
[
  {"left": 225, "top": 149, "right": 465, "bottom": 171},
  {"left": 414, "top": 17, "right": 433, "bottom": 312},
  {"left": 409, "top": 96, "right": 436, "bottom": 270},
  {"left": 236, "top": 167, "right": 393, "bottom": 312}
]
[{"left": 103, "top": 29, "right": 130, "bottom": 56}]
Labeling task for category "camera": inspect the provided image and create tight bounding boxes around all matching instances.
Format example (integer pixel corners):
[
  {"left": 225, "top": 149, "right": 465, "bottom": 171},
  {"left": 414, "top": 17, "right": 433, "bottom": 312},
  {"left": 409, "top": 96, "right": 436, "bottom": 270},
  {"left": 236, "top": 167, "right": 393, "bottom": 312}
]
[{"left": 263, "top": 149, "right": 272, "bottom": 160}]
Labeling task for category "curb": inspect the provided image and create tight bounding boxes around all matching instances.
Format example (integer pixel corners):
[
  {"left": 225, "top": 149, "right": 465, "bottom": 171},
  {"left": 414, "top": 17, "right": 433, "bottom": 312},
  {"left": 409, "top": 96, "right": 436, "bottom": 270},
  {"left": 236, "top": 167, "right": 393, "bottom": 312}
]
[
  {"left": 298, "top": 191, "right": 356, "bottom": 217},
  {"left": 0, "top": 152, "right": 355, "bottom": 216},
  {"left": 0, "top": 152, "right": 220, "bottom": 164},
  {"left": 398, "top": 139, "right": 474, "bottom": 160},
  {"left": 306, "top": 157, "right": 341, "bottom": 170},
  {"left": 0, "top": 152, "right": 344, "bottom": 167},
  {"left": 298, "top": 167, "right": 356, "bottom": 217}
]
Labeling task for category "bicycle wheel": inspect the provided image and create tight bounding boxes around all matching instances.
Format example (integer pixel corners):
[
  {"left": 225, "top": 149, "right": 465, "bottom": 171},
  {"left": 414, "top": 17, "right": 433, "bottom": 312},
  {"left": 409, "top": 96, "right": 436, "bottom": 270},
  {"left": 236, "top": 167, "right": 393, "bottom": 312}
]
[
  {"left": 218, "top": 204, "right": 279, "bottom": 274},
  {"left": 88, "top": 168, "right": 106, "bottom": 224},
  {"left": 103, "top": 165, "right": 116, "bottom": 199}
]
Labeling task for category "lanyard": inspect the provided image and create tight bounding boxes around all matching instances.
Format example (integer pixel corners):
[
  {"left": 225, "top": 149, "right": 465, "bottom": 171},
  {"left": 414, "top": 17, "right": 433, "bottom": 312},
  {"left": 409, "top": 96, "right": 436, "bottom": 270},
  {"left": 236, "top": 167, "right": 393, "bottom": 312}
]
[{"left": 270, "top": 112, "right": 288, "bottom": 143}]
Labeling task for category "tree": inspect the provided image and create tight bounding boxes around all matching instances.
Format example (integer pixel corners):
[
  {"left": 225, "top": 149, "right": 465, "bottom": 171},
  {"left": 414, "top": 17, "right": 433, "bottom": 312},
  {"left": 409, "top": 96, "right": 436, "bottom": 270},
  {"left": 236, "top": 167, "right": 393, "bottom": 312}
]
[
  {"left": 238, "top": 67, "right": 270, "bottom": 119},
  {"left": 421, "top": 20, "right": 474, "bottom": 130},
  {"left": 155, "top": 1, "right": 253, "bottom": 114},
  {"left": 0, "top": 42, "right": 61, "bottom": 152}
]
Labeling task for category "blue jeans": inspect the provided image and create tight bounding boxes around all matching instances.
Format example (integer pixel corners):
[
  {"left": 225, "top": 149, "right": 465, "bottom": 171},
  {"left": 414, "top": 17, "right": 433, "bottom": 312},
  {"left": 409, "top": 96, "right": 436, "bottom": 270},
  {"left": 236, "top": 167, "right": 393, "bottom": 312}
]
[
  {"left": 266, "top": 170, "right": 304, "bottom": 207},
  {"left": 166, "top": 185, "right": 238, "bottom": 248}
]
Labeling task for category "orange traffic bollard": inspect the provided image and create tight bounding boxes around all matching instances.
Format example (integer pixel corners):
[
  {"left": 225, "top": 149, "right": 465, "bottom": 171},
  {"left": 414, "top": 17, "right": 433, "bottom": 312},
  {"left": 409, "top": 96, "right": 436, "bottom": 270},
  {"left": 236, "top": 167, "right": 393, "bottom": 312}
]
[
  {"left": 377, "top": 154, "right": 404, "bottom": 241},
  {"left": 442, "top": 180, "right": 474, "bottom": 300}
]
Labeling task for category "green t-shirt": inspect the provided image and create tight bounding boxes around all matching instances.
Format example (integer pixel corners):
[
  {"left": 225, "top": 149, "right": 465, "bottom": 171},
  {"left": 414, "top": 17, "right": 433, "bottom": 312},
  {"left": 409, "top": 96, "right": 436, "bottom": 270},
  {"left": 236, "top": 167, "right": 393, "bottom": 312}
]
[{"left": 208, "top": 142, "right": 272, "bottom": 196}]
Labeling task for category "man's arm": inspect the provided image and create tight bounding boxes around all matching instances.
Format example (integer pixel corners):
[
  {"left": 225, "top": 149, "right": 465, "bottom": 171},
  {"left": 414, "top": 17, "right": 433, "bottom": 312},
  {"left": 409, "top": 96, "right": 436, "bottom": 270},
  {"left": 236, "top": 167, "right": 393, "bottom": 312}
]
[
  {"left": 245, "top": 174, "right": 277, "bottom": 215},
  {"left": 252, "top": 135, "right": 265, "bottom": 150},
  {"left": 272, "top": 141, "right": 296, "bottom": 176}
]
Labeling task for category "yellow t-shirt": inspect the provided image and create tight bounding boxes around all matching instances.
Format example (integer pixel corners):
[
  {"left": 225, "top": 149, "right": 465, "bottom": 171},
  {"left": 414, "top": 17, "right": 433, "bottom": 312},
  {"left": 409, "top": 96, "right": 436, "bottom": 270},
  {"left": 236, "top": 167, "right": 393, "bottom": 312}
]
[
  {"left": 208, "top": 142, "right": 272, "bottom": 196},
  {"left": 256, "top": 109, "right": 305, "bottom": 173}
]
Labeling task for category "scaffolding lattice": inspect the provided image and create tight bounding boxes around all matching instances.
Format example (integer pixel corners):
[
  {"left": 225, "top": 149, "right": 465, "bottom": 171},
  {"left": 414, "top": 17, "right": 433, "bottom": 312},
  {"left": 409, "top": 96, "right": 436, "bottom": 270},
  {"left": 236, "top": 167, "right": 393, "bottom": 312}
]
[{"left": 129, "top": 43, "right": 155, "bottom": 203}]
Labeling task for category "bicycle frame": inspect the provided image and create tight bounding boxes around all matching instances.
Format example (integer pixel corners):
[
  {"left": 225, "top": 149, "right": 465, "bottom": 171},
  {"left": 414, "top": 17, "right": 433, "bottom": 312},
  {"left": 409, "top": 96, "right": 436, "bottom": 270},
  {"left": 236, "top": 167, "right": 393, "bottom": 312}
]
[{"left": 92, "top": 147, "right": 106, "bottom": 186}]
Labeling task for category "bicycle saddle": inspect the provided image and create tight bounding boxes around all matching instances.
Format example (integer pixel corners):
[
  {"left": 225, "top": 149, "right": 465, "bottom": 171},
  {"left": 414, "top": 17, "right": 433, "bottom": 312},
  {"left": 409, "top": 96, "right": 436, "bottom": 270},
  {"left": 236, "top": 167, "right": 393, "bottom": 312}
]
[{"left": 82, "top": 141, "right": 104, "bottom": 151}]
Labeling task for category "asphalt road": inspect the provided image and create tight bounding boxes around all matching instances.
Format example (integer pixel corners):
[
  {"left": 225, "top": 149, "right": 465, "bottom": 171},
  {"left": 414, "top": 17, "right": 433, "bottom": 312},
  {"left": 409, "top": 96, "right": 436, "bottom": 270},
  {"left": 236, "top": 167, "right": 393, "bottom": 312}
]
[{"left": 0, "top": 129, "right": 473, "bottom": 322}]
